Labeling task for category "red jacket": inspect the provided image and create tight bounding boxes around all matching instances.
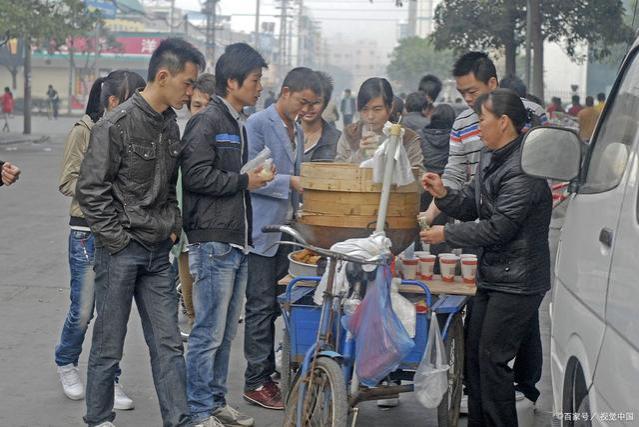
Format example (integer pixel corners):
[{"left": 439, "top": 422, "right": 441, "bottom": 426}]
[{"left": 2, "top": 92, "right": 14, "bottom": 113}]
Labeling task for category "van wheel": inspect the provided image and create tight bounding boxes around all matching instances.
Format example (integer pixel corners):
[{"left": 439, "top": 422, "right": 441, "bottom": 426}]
[{"left": 562, "top": 360, "right": 591, "bottom": 426}]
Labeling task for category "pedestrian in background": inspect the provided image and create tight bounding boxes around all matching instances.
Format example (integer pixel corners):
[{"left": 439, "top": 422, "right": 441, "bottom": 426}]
[
  {"left": 418, "top": 74, "right": 443, "bottom": 103},
  {"left": 181, "top": 42, "right": 271, "bottom": 427},
  {"left": 188, "top": 73, "right": 216, "bottom": 115},
  {"left": 47, "top": 84, "right": 60, "bottom": 120},
  {"left": 577, "top": 95, "right": 600, "bottom": 142},
  {"left": 263, "top": 90, "right": 276, "bottom": 109},
  {"left": 568, "top": 94, "right": 583, "bottom": 116},
  {"left": 55, "top": 70, "right": 145, "bottom": 411},
  {"left": 301, "top": 71, "right": 342, "bottom": 162},
  {"left": 594, "top": 91, "right": 606, "bottom": 113},
  {"left": 403, "top": 91, "right": 431, "bottom": 133},
  {"left": 2, "top": 87, "right": 14, "bottom": 132},
  {"left": 340, "top": 88, "right": 356, "bottom": 126},
  {"left": 77, "top": 38, "right": 205, "bottom": 427}
]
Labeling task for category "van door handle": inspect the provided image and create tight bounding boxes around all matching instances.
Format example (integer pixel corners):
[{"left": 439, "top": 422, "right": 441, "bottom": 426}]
[{"left": 599, "top": 228, "right": 614, "bottom": 247}]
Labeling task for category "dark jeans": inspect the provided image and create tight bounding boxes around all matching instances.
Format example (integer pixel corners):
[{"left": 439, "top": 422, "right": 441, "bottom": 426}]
[
  {"left": 466, "top": 288, "right": 545, "bottom": 427},
  {"left": 244, "top": 245, "right": 290, "bottom": 390},
  {"left": 84, "top": 240, "right": 189, "bottom": 427}
]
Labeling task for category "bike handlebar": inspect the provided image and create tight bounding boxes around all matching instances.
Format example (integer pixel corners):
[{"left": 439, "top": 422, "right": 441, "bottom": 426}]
[{"left": 262, "top": 224, "right": 387, "bottom": 266}]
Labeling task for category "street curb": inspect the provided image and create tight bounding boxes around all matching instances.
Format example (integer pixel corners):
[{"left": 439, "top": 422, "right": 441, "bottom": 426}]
[{"left": 0, "top": 135, "right": 50, "bottom": 146}]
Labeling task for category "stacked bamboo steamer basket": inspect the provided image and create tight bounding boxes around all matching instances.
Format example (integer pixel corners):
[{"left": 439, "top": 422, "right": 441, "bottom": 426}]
[{"left": 295, "top": 162, "right": 420, "bottom": 254}]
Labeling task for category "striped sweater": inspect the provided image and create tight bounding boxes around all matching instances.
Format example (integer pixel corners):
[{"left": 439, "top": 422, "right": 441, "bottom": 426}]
[{"left": 441, "top": 98, "right": 547, "bottom": 189}]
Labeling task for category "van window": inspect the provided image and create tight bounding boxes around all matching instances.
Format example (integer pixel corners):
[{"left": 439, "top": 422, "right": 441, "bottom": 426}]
[{"left": 581, "top": 50, "right": 639, "bottom": 194}]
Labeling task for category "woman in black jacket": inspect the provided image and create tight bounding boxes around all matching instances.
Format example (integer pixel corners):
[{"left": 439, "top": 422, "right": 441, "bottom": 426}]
[{"left": 421, "top": 89, "right": 552, "bottom": 427}]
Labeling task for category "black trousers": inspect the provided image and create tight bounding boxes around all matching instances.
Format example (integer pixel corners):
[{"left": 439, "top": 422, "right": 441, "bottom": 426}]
[
  {"left": 466, "top": 288, "right": 545, "bottom": 427},
  {"left": 243, "top": 245, "right": 290, "bottom": 390}
]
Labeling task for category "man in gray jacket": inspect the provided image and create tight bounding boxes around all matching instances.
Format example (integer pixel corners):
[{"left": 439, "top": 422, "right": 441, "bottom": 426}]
[{"left": 77, "top": 38, "right": 205, "bottom": 427}]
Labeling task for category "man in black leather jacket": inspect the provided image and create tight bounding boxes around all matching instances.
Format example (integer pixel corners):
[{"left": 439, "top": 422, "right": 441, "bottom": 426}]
[{"left": 76, "top": 38, "right": 205, "bottom": 427}]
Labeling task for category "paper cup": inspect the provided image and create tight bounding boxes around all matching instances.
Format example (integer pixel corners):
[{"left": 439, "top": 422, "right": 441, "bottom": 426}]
[
  {"left": 414, "top": 251, "right": 429, "bottom": 274},
  {"left": 461, "top": 257, "right": 478, "bottom": 284},
  {"left": 439, "top": 254, "right": 459, "bottom": 282},
  {"left": 400, "top": 257, "right": 418, "bottom": 280},
  {"left": 418, "top": 254, "right": 437, "bottom": 280}
]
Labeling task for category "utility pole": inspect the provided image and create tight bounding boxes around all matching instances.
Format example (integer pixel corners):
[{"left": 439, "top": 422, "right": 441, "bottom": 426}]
[
  {"left": 297, "top": 0, "right": 304, "bottom": 66},
  {"left": 279, "top": 0, "right": 288, "bottom": 80},
  {"left": 205, "top": 0, "right": 218, "bottom": 70},
  {"left": 94, "top": 22, "right": 101, "bottom": 79},
  {"left": 255, "top": 0, "right": 260, "bottom": 49},
  {"left": 530, "top": 0, "right": 544, "bottom": 101},
  {"left": 23, "top": 35, "right": 31, "bottom": 135},
  {"left": 169, "top": 0, "right": 175, "bottom": 34},
  {"left": 525, "top": 0, "right": 531, "bottom": 90},
  {"left": 408, "top": 0, "right": 417, "bottom": 37}
]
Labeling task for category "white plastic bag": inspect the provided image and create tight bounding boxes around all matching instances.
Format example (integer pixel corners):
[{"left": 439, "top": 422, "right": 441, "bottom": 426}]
[
  {"left": 414, "top": 315, "right": 450, "bottom": 408},
  {"left": 240, "top": 146, "right": 272, "bottom": 174},
  {"left": 390, "top": 278, "right": 416, "bottom": 338}
]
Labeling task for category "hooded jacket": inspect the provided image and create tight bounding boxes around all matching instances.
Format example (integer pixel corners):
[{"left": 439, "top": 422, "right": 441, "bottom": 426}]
[{"left": 421, "top": 127, "right": 450, "bottom": 175}]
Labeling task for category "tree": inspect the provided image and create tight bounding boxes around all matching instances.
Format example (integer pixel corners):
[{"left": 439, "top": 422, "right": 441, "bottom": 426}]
[
  {"left": 431, "top": 0, "right": 634, "bottom": 77},
  {"left": 387, "top": 37, "right": 456, "bottom": 93},
  {"left": 0, "top": 0, "right": 101, "bottom": 133}
]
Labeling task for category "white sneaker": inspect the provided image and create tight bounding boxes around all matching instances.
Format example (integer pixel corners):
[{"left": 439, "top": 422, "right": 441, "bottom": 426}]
[
  {"left": 213, "top": 404, "right": 255, "bottom": 426},
  {"left": 95, "top": 423, "right": 116, "bottom": 427},
  {"left": 515, "top": 390, "right": 526, "bottom": 401},
  {"left": 193, "top": 416, "right": 225, "bottom": 427},
  {"left": 113, "top": 382, "right": 134, "bottom": 410},
  {"left": 57, "top": 363, "right": 84, "bottom": 400},
  {"left": 460, "top": 395, "right": 468, "bottom": 414}
]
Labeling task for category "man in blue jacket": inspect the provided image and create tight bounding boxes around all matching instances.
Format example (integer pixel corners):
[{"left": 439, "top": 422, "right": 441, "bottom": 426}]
[
  {"left": 180, "top": 43, "right": 272, "bottom": 427},
  {"left": 242, "top": 67, "right": 323, "bottom": 410}
]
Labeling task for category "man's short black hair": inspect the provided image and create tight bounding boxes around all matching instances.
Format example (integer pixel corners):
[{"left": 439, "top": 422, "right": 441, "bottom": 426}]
[
  {"left": 215, "top": 43, "right": 268, "bottom": 97},
  {"left": 315, "top": 71, "right": 334, "bottom": 107},
  {"left": 500, "top": 74, "right": 527, "bottom": 98},
  {"left": 597, "top": 92, "right": 606, "bottom": 102},
  {"left": 585, "top": 96, "right": 594, "bottom": 107},
  {"left": 280, "top": 67, "right": 322, "bottom": 97},
  {"left": 147, "top": 38, "right": 205, "bottom": 82},
  {"left": 405, "top": 91, "right": 430, "bottom": 113},
  {"left": 452, "top": 51, "right": 497, "bottom": 84},
  {"left": 418, "top": 74, "right": 442, "bottom": 101}
]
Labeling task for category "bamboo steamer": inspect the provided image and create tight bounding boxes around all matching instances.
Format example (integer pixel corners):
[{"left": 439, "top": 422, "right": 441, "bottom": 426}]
[{"left": 296, "top": 162, "right": 420, "bottom": 254}]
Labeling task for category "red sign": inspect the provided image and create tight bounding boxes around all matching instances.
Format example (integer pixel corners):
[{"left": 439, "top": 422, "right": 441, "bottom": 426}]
[{"left": 60, "top": 36, "right": 165, "bottom": 56}]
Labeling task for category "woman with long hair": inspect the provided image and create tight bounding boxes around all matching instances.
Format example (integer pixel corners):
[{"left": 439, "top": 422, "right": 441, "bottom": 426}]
[{"left": 55, "top": 70, "right": 146, "bottom": 410}]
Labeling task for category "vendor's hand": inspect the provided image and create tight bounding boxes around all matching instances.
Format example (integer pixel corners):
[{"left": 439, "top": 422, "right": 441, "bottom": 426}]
[
  {"left": 420, "top": 225, "right": 446, "bottom": 244},
  {"left": 422, "top": 172, "right": 447, "bottom": 199},
  {"left": 2, "top": 162, "right": 20, "bottom": 186},
  {"left": 247, "top": 165, "right": 273, "bottom": 190},
  {"left": 170, "top": 232, "right": 178, "bottom": 244},
  {"left": 290, "top": 176, "right": 304, "bottom": 193},
  {"left": 359, "top": 133, "right": 379, "bottom": 150}
]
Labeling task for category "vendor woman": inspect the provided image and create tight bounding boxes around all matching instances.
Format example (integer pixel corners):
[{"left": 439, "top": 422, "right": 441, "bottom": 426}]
[
  {"left": 420, "top": 89, "right": 552, "bottom": 426},
  {"left": 334, "top": 77, "right": 424, "bottom": 173}
]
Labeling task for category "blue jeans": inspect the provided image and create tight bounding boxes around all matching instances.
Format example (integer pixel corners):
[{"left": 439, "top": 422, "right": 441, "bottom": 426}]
[
  {"left": 55, "top": 230, "right": 121, "bottom": 379},
  {"left": 186, "top": 242, "right": 248, "bottom": 422},
  {"left": 84, "top": 240, "right": 189, "bottom": 427}
]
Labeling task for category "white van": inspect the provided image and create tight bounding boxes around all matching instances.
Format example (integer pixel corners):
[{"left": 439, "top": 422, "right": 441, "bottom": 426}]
[{"left": 520, "top": 43, "right": 639, "bottom": 426}]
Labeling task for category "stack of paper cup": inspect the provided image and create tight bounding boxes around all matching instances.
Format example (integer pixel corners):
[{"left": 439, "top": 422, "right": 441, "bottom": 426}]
[
  {"left": 415, "top": 252, "right": 437, "bottom": 280},
  {"left": 400, "top": 257, "right": 418, "bottom": 280},
  {"left": 460, "top": 254, "right": 478, "bottom": 285},
  {"left": 439, "top": 254, "right": 460, "bottom": 282}
]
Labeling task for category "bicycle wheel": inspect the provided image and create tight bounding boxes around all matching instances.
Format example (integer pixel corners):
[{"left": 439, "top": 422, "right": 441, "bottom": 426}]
[
  {"left": 437, "top": 313, "right": 464, "bottom": 427},
  {"left": 283, "top": 357, "right": 348, "bottom": 427}
]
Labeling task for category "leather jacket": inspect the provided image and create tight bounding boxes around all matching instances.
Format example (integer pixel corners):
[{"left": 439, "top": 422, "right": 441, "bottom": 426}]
[
  {"left": 77, "top": 91, "right": 182, "bottom": 254},
  {"left": 436, "top": 135, "right": 552, "bottom": 295}
]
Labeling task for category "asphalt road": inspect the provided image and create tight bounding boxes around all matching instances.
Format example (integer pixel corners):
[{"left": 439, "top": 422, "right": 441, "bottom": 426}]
[{"left": 0, "top": 114, "right": 553, "bottom": 427}]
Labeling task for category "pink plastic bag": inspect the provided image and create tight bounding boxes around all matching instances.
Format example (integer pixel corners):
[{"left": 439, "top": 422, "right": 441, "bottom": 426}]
[{"left": 346, "top": 266, "right": 415, "bottom": 387}]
